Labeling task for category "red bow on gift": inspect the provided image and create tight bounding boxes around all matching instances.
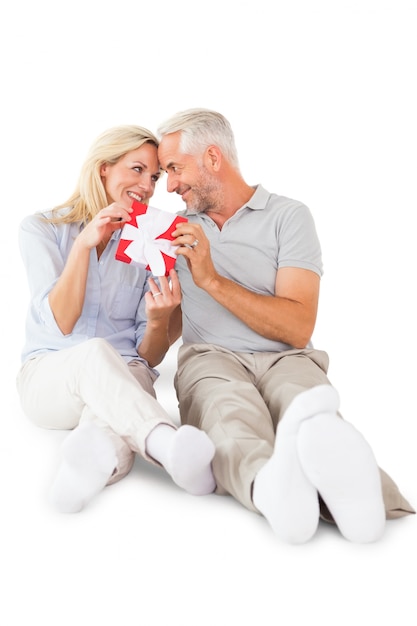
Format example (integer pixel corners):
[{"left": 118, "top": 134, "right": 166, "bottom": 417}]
[{"left": 115, "top": 201, "right": 187, "bottom": 276}]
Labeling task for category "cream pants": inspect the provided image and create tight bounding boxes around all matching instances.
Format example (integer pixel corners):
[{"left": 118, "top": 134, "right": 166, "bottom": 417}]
[{"left": 16, "top": 338, "right": 174, "bottom": 483}]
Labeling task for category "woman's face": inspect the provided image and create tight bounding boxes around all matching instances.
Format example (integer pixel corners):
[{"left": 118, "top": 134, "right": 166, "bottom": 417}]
[{"left": 100, "top": 142, "right": 161, "bottom": 207}]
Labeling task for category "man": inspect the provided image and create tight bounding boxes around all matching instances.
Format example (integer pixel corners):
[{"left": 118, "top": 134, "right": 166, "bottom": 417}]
[{"left": 156, "top": 108, "right": 414, "bottom": 543}]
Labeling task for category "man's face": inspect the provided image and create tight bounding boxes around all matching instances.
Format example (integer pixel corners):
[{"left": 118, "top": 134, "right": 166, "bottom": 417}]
[{"left": 158, "top": 132, "right": 221, "bottom": 213}]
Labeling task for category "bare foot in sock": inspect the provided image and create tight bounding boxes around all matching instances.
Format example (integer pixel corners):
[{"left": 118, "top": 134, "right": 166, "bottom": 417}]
[
  {"left": 49, "top": 422, "right": 117, "bottom": 513},
  {"left": 146, "top": 424, "right": 216, "bottom": 495},
  {"left": 253, "top": 385, "right": 340, "bottom": 544},
  {"left": 297, "top": 414, "right": 386, "bottom": 543}
]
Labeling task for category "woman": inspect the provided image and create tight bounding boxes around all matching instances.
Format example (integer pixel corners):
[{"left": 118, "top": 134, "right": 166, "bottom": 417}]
[{"left": 16, "top": 125, "right": 215, "bottom": 513}]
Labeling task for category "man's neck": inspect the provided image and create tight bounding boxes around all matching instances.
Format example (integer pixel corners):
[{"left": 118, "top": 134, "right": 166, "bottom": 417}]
[{"left": 206, "top": 181, "right": 255, "bottom": 229}]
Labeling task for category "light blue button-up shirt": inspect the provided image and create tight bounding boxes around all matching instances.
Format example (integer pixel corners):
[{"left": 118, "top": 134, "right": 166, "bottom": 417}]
[{"left": 18, "top": 209, "right": 152, "bottom": 366}]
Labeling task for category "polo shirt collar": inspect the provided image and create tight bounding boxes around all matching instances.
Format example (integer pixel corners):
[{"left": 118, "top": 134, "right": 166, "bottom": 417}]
[{"left": 241, "top": 184, "right": 269, "bottom": 211}]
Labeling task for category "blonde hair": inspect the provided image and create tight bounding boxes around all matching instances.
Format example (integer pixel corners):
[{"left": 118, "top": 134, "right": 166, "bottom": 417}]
[
  {"left": 48, "top": 125, "right": 159, "bottom": 224},
  {"left": 157, "top": 108, "right": 240, "bottom": 170}
]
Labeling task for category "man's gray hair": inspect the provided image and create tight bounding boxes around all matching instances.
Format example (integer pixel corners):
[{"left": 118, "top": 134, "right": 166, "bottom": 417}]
[{"left": 157, "top": 108, "right": 240, "bottom": 170}]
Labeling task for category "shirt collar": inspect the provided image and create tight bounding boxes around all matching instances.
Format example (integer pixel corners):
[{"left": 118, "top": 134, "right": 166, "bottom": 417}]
[{"left": 241, "top": 184, "right": 269, "bottom": 211}]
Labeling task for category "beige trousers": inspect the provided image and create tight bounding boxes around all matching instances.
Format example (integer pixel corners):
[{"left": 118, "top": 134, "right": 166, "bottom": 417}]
[
  {"left": 16, "top": 338, "right": 174, "bottom": 484},
  {"left": 175, "top": 343, "right": 414, "bottom": 520}
]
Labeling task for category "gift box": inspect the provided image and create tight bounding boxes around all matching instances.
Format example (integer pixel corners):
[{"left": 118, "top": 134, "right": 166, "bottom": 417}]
[{"left": 115, "top": 200, "right": 187, "bottom": 276}]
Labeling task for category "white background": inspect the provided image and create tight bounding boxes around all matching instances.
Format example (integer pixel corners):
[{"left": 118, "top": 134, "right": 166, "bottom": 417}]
[{"left": 1, "top": 1, "right": 416, "bottom": 624}]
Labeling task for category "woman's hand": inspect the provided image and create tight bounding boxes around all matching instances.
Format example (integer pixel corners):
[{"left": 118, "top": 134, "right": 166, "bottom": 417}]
[
  {"left": 78, "top": 203, "right": 132, "bottom": 249},
  {"left": 138, "top": 269, "right": 182, "bottom": 367},
  {"left": 144, "top": 269, "right": 182, "bottom": 323}
]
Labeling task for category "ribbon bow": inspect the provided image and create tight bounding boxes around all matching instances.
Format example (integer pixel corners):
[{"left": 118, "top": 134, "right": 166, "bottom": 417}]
[{"left": 115, "top": 201, "right": 187, "bottom": 276}]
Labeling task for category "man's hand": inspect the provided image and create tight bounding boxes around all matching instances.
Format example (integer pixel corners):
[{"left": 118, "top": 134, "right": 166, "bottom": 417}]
[{"left": 172, "top": 222, "right": 218, "bottom": 291}]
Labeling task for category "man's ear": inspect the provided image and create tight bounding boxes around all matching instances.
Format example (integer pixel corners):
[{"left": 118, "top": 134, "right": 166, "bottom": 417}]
[{"left": 205, "top": 145, "right": 222, "bottom": 172}]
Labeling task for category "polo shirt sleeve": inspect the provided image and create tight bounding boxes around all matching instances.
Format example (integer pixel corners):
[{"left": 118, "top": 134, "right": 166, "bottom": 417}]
[{"left": 277, "top": 202, "right": 323, "bottom": 276}]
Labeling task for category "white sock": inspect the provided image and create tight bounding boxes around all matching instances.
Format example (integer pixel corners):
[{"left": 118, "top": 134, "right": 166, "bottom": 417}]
[
  {"left": 297, "top": 413, "right": 386, "bottom": 543},
  {"left": 49, "top": 422, "right": 117, "bottom": 514},
  {"left": 146, "top": 424, "right": 216, "bottom": 495},
  {"left": 252, "top": 385, "right": 340, "bottom": 543}
]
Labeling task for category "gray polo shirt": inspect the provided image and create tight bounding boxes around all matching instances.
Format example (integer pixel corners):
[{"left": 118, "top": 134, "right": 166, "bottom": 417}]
[{"left": 176, "top": 184, "right": 323, "bottom": 353}]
